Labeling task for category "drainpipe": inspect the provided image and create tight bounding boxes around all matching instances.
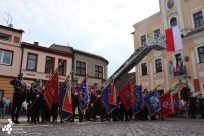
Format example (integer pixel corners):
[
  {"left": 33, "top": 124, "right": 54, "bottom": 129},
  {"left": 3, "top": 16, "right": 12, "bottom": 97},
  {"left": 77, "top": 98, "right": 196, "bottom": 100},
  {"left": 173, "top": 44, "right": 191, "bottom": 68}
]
[
  {"left": 71, "top": 47, "right": 75, "bottom": 81},
  {"left": 20, "top": 44, "right": 24, "bottom": 74}
]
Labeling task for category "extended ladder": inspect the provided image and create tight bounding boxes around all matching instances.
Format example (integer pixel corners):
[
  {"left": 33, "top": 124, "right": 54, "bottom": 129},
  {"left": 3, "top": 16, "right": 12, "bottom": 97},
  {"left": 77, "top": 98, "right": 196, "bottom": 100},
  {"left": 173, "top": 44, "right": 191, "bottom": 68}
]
[{"left": 101, "top": 33, "right": 166, "bottom": 88}]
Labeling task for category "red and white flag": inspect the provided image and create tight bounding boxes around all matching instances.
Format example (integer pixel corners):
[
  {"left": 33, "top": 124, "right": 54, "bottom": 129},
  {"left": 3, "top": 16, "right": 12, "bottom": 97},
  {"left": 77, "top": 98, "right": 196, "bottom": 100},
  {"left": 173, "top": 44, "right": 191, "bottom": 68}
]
[{"left": 165, "top": 26, "right": 183, "bottom": 52}]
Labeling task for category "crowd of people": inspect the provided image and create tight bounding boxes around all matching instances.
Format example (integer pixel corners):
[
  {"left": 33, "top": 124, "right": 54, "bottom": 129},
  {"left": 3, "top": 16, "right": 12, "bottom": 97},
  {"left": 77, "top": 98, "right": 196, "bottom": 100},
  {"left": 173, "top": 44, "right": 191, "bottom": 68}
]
[{"left": 2, "top": 73, "right": 204, "bottom": 124}]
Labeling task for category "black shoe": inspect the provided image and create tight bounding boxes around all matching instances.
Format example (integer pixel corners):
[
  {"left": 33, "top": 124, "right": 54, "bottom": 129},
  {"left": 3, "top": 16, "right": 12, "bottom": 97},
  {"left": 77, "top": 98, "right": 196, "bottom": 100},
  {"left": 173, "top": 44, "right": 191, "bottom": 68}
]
[
  {"left": 41, "top": 120, "right": 45, "bottom": 123},
  {"left": 27, "top": 119, "right": 30, "bottom": 122},
  {"left": 14, "top": 120, "right": 20, "bottom": 124},
  {"left": 125, "top": 119, "right": 130, "bottom": 121}
]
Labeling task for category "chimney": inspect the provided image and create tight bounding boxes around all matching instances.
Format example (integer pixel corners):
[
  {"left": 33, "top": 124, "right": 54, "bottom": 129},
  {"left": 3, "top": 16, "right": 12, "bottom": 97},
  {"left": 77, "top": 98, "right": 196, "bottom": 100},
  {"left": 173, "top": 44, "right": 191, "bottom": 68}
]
[{"left": 34, "top": 42, "right": 39, "bottom": 46}]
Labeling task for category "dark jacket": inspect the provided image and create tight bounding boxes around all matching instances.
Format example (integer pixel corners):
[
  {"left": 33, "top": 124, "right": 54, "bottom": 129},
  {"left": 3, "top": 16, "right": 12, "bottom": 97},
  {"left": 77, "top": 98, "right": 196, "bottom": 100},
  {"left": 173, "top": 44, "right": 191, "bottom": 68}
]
[
  {"left": 0, "top": 100, "right": 5, "bottom": 108},
  {"left": 90, "top": 89, "right": 102, "bottom": 105},
  {"left": 10, "top": 78, "right": 26, "bottom": 99}
]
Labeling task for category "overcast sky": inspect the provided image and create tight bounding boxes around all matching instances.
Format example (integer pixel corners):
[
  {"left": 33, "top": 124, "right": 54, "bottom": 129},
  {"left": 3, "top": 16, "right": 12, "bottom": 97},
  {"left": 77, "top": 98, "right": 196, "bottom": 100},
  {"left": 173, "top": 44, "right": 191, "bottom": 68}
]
[{"left": 0, "top": 0, "right": 160, "bottom": 77}]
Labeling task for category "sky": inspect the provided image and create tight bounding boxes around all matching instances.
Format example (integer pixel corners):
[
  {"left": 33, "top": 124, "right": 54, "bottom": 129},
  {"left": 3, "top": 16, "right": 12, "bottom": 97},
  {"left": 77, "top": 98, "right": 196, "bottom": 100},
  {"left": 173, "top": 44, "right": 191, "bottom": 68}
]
[{"left": 0, "top": 0, "right": 160, "bottom": 77}]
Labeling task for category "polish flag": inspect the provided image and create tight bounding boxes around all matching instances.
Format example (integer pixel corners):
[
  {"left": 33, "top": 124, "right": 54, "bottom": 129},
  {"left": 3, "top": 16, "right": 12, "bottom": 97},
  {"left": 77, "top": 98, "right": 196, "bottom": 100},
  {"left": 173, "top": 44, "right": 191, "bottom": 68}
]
[{"left": 165, "top": 26, "right": 183, "bottom": 52}]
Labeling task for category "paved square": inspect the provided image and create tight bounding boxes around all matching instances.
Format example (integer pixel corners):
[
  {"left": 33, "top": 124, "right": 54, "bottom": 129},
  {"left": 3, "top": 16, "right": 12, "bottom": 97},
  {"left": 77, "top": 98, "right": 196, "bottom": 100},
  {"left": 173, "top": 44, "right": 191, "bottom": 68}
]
[{"left": 1, "top": 117, "right": 204, "bottom": 136}]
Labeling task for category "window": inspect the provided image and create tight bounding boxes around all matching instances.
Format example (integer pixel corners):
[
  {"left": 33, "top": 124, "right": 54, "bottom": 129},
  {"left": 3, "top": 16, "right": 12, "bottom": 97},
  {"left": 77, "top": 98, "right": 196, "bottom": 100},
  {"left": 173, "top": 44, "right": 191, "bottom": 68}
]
[
  {"left": 0, "top": 90, "right": 4, "bottom": 98},
  {"left": 95, "top": 65, "right": 103, "bottom": 78},
  {"left": 155, "top": 58, "right": 162, "bottom": 73},
  {"left": 76, "top": 60, "right": 86, "bottom": 76},
  {"left": 0, "top": 49, "right": 13, "bottom": 65},
  {"left": 26, "top": 53, "right": 38, "bottom": 71},
  {"left": 154, "top": 29, "right": 160, "bottom": 39},
  {"left": 0, "top": 33, "right": 11, "bottom": 42},
  {"left": 170, "top": 17, "right": 177, "bottom": 27},
  {"left": 175, "top": 53, "right": 182, "bottom": 64},
  {"left": 58, "top": 59, "right": 66, "bottom": 76},
  {"left": 45, "top": 57, "right": 55, "bottom": 73},
  {"left": 198, "top": 46, "right": 204, "bottom": 63},
  {"left": 158, "top": 89, "right": 164, "bottom": 96},
  {"left": 141, "top": 63, "right": 147, "bottom": 76},
  {"left": 193, "top": 11, "right": 204, "bottom": 28},
  {"left": 141, "top": 35, "right": 146, "bottom": 46}
]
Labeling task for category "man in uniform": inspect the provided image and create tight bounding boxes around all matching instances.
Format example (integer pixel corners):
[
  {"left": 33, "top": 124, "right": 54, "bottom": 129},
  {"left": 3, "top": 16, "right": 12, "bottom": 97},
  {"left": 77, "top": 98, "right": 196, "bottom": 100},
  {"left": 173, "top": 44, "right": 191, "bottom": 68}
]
[
  {"left": 10, "top": 73, "right": 26, "bottom": 124},
  {"left": 71, "top": 80, "right": 82, "bottom": 122},
  {"left": 90, "top": 83, "right": 104, "bottom": 122},
  {"left": 189, "top": 92, "right": 197, "bottom": 118},
  {"left": 198, "top": 93, "right": 204, "bottom": 119}
]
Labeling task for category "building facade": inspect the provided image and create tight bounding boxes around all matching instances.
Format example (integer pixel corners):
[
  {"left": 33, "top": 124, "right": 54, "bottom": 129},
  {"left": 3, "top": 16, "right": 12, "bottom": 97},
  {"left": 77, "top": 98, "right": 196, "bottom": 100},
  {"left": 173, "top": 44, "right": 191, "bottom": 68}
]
[
  {"left": 21, "top": 42, "right": 72, "bottom": 88},
  {"left": 50, "top": 44, "right": 109, "bottom": 88},
  {"left": 0, "top": 25, "right": 24, "bottom": 100},
  {"left": 132, "top": 0, "right": 204, "bottom": 99}
]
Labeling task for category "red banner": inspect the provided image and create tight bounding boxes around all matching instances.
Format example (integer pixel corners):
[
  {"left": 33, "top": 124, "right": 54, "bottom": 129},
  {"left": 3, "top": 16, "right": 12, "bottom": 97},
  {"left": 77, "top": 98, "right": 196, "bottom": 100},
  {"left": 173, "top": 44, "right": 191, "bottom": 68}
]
[
  {"left": 118, "top": 81, "right": 134, "bottom": 110},
  {"left": 44, "top": 72, "right": 59, "bottom": 109},
  {"left": 109, "top": 80, "right": 117, "bottom": 106},
  {"left": 173, "top": 93, "right": 180, "bottom": 113},
  {"left": 160, "top": 92, "right": 174, "bottom": 116},
  {"left": 62, "top": 86, "right": 73, "bottom": 113},
  {"left": 194, "top": 79, "right": 200, "bottom": 92}
]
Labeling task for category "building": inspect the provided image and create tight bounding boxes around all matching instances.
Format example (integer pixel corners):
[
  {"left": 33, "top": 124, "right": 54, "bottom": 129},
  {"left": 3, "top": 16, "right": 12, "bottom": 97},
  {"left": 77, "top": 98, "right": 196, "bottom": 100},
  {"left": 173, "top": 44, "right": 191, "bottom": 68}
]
[
  {"left": 0, "top": 25, "right": 24, "bottom": 100},
  {"left": 132, "top": 0, "right": 204, "bottom": 99},
  {"left": 21, "top": 42, "right": 72, "bottom": 88},
  {"left": 50, "top": 44, "right": 109, "bottom": 87}
]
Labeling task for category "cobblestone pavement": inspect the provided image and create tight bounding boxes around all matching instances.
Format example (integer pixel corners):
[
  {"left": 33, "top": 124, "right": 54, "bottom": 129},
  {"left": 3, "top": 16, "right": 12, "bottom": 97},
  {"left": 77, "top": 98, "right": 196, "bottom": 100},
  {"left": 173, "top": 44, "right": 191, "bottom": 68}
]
[{"left": 0, "top": 117, "right": 204, "bottom": 136}]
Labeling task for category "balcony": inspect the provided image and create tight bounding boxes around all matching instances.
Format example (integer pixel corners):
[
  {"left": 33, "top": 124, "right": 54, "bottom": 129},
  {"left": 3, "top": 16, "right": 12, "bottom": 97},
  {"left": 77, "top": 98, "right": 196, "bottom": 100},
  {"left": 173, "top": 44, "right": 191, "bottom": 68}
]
[{"left": 173, "top": 65, "right": 186, "bottom": 76}]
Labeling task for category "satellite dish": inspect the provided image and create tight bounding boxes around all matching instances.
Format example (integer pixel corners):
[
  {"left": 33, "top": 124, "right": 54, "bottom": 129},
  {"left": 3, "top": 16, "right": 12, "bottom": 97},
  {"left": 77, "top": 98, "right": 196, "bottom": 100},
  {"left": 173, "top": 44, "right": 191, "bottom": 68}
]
[{"left": 184, "top": 56, "right": 189, "bottom": 62}]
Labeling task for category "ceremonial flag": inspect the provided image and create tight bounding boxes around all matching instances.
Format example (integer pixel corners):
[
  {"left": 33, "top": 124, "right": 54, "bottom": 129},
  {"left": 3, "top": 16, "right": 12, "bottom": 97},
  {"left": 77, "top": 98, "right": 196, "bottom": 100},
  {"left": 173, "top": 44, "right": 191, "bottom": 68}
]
[
  {"left": 160, "top": 92, "right": 174, "bottom": 117},
  {"left": 101, "top": 82, "right": 117, "bottom": 114},
  {"left": 131, "top": 85, "right": 144, "bottom": 115},
  {"left": 109, "top": 80, "right": 117, "bottom": 106},
  {"left": 44, "top": 71, "right": 59, "bottom": 109},
  {"left": 118, "top": 81, "right": 134, "bottom": 110},
  {"left": 168, "top": 61, "right": 173, "bottom": 75},
  {"left": 165, "top": 25, "right": 183, "bottom": 52},
  {"left": 144, "top": 89, "right": 161, "bottom": 116},
  {"left": 79, "top": 75, "right": 89, "bottom": 112},
  {"left": 173, "top": 92, "right": 181, "bottom": 113},
  {"left": 178, "top": 60, "right": 183, "bottom": 75},
  {"left": 59, "top": 78, "right": 72, "bottom": 120}
]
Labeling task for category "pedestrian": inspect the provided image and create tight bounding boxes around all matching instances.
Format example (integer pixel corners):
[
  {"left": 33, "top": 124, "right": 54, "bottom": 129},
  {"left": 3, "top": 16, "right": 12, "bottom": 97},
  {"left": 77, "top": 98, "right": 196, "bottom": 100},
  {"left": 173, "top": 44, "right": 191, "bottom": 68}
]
[
  {"left": 71, "top": 80, "right": 82, "bottom": 122},
  {"left": 198, "top": 94, "right": 204, "bottom": 119},
  {"left": 22, "top": 100, "right": 27, "bottom": 117},
  {"left": 188, "top": 92, "right": 198, "bottom": 119},
  {"left": 10, "top": 73, "right": 26, "bottom": 124},
  {"left": 0, "top": 97, "right": 6, "bottom": 119},
  {"left": 90, "top": 83, "right": 104, "bottom": 122},
  {"left": 5, "top": 97, "right": 10, "bottom": 115}
]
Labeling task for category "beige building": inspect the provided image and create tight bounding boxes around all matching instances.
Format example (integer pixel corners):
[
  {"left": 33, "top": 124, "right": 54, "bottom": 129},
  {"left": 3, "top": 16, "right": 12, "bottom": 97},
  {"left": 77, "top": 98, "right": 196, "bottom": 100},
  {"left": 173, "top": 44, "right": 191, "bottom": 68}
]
[
  {"left": 132, "top": 0, "right": 204, "bottom": 99},
  {"left": 0, "top": 25, "right": 24, "bottom": 100},
  {"left": 21, "top": 42, "right": 72, "bottom": 88},
  {"left": 50, "top": 44, "right": 109, "bottom": 87}
]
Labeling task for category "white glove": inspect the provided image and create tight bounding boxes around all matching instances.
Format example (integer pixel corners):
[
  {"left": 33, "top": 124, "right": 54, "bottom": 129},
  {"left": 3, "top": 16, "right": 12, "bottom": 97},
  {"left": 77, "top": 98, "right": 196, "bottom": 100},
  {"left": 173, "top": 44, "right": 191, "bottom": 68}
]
[
  {"left": 119, "top": 102, "right": 121, "bottom": 104},
  {"left": 42, "top": 86, "right": 45, "bottom": 90},
  {"left": 29, "top": 101, "right": 32, "bottom": 104},
  {"left": 91, "top": 103, "right": 93, "bottom": 107},
  {"left": 74, "top": 92, "right": 78, "bottom": 95},
  {"left": 98, "top": 95, "right": 101, "bottom": 98},
  {"left": 36, "top": 95, "right": 39, "bottom": 98}
]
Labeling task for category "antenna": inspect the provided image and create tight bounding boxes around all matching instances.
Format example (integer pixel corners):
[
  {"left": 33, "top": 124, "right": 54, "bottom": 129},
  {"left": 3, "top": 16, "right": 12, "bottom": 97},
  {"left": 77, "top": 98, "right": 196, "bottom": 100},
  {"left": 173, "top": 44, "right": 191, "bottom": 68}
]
[
  {"left": 66, "top": 36, "right": 69, "bottom": 46},
  {"left": 3, "top": 11, "right": 13, "bottom": 28}
]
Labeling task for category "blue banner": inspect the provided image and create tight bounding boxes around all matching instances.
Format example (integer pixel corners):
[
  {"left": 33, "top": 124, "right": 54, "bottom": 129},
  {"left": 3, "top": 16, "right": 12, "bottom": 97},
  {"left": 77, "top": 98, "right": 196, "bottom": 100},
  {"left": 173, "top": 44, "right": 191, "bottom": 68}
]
[
  {"left": 131, "top": 86, "right": 144, "bottom": 115},
  {"left": 144, "top": 90, "right": 161, "bottom": 116},
  {"left": 59, "top": 80, "right": 72, "bottom": 120},
  {"left": 101, "top": 82, "right": 117, "bottom": 114},
  {"left": 79, "top": 76, "right": 89, "bottom": 111}
]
